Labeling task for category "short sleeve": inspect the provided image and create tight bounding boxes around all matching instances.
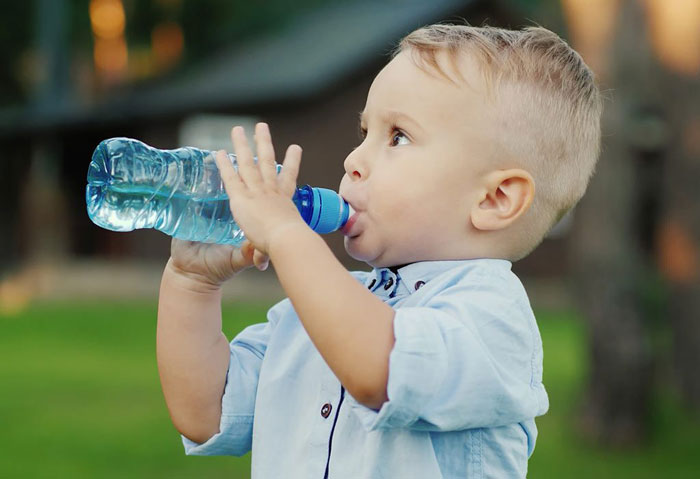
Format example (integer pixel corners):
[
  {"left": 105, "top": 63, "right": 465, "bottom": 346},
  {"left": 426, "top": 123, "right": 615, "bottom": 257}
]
[
  {"left": 182, "top": 299, "right": 289, "bottom": 455},
  {"left": 348, "top": 281, "right": 549, "bottom": 432}
]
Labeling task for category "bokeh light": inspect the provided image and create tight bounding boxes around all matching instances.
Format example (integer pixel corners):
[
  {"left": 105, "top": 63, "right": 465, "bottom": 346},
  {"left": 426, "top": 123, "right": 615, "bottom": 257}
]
[
  {"left": 561, "top": 0, "right": 621, "bottom": 77},
  {"left": 152, "top": 21, "right": 184, "bottom": 70},
  {"left": 89, "top": 0, "right": 125, "bottom": 40},
  {"left": 90, "top": 0, "right": 127, "bottom": 79},
  {"left": 643, "top": 0, "right": 700, "bottom": 75}
]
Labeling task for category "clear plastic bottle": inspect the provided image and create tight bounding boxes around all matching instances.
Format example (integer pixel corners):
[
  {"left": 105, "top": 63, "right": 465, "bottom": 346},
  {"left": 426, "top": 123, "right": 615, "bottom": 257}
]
[{"left": 86, "top": 137, "right": 352, "bottom": 246}]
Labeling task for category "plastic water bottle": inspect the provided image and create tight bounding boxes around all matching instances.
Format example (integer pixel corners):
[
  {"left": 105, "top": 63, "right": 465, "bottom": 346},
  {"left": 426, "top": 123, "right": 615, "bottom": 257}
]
[{"left": 85, "top": 137, "right": 352, "bottom": 246}]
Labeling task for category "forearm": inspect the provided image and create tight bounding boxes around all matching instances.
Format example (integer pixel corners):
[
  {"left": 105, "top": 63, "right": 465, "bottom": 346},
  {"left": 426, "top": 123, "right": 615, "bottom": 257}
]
[
  {"left": 156, "top": 259, "right": 231, "bottom": 443},
  {"left": 268, "top": 226, "right": 395, "bottom": 409}
]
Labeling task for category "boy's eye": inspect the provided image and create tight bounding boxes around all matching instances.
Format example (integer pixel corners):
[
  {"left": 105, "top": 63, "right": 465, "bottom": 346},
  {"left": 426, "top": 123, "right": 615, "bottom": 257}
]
[{"left": 391, "top": 129, "right": 409, "bottom": 147}]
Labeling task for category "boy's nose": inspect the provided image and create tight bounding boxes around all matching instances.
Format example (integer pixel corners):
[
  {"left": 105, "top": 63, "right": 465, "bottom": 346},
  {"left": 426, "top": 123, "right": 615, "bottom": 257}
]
[{"left": 343, "top": 148, "right": 367, "bottom": 181}]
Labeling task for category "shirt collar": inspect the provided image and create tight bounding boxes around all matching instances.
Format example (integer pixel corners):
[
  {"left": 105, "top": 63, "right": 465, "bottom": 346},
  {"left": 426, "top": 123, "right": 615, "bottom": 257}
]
[{"left": 366, "top": 258, "right": 512, "bottom": 296}]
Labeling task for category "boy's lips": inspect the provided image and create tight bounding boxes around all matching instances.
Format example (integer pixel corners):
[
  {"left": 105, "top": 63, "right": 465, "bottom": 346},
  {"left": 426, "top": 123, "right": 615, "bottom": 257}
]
[{"left": 341, "top": 212, "right": 359, "bottom": 236}]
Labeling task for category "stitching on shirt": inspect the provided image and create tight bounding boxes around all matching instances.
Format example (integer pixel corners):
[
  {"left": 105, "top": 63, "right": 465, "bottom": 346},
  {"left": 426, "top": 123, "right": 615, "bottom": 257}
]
[
  {"left": 475, "top": 428, "right": 483, "bottom": 478},
  {"left": 468, "top": 428, "right": 483, "bottom": 479},
  {"left": 231, "top": 341, "right": 265, "bottom": 360},
  {"left": 529, "top": 314, "right": 539, "bottom": 389},
  {"left": 220, "top": 413, "right": 254, "bottom": 420}
]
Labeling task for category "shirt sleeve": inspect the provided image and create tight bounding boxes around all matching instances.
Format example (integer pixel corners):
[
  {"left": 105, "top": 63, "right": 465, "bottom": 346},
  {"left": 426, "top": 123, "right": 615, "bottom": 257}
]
[
  {"left": 347, "top": 280, "right": 549, "bottom": 433},
  {"left": 182, "top": 299, "right": 289, "bottom": 455}
]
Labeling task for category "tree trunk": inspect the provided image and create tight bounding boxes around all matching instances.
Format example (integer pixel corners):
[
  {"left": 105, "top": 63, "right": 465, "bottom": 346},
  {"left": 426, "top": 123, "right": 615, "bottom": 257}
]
[
  {"left": 568, "top": 0, "right": 659, "bottom": 446},
  {"left": 657, "top": 70, "right": 700, "bottom": 408},
  {"left": 568, "top": 124, "right": 655, "bottom": 445}
]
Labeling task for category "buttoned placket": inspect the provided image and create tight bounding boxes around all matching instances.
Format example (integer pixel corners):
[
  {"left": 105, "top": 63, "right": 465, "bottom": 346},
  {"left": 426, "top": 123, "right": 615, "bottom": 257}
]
[
  {"left": 319, "top": 267, "right": 429, "bottom": 474},
  {"left": 323, "top": 275, "right": 382, "bottom": 478}
]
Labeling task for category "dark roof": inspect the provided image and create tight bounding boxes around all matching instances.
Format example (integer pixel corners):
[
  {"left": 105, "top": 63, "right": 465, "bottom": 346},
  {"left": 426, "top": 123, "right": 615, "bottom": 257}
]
[{"left": 1, "top": 0, "right": 481, "bottom": 135}]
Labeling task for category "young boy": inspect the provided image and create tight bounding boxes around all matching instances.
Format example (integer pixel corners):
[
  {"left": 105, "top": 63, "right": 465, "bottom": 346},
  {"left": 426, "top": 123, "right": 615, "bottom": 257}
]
[{"left": 157, "top": 24, "right": 602, "bottom": 478}]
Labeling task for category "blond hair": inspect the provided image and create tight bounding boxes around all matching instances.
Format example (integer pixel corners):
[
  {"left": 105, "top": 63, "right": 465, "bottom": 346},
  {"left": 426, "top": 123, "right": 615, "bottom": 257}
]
[{"left": 395, "top": 24, "right": 603, "bottom": 260}]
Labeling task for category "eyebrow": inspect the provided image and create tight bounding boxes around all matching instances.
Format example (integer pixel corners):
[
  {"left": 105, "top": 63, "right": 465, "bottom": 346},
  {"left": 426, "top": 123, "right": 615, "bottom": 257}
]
[{"left": 358, "top": 109, "right": 425, "bottom": 133}]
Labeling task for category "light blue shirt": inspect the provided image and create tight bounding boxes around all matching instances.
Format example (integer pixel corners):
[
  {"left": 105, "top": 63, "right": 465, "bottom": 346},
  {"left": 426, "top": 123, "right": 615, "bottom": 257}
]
[{"left": 182, "top": 259, "right": 549, "bottom": 478}]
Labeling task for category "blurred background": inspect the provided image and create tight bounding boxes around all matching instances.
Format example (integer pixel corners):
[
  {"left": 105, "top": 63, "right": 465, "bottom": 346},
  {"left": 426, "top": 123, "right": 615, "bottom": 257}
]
[{"left": 1, "top": 0, "right": 699, "bottom": 477}]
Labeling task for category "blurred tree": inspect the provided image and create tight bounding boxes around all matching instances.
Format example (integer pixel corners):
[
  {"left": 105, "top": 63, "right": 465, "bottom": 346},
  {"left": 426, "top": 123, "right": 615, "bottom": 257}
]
[
  {"left": 655, "top": 25, "right": 700, "bottom": 409},
  {"left": 20, "top": 0, "right": 72, "bottom": 264},
  {"left": 568, "top": 0, "right": 656, "bottom": 446},
  {"left": 0, "top": 2, "right": 33, "bottom": 108},
  {"left": 568, "top": 0, "right": 700, "bottom": 444},
  {"left": 0, "top": 0, "right": 352, "bottom": 107}
]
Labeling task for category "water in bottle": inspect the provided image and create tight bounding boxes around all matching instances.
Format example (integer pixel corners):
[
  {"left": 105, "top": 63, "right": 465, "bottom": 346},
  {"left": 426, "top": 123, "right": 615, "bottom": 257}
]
[{"left": 86, "top": 137, "right": 352, "bottom": 246}]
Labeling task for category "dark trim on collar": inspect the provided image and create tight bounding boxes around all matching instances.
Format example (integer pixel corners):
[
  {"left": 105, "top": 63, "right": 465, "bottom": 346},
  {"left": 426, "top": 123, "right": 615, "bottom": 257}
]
[
  {"left": 387, "top": 263, "right": 411, "bottom": 274},
  {"left": 370, "top": 259, "right": 513, "bottom": 296}
]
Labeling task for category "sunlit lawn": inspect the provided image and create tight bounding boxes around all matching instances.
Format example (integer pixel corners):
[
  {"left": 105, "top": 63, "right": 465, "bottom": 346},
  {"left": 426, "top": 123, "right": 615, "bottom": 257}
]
[{"left": 1, "top": 301, "right": 699, "bottom": 478}]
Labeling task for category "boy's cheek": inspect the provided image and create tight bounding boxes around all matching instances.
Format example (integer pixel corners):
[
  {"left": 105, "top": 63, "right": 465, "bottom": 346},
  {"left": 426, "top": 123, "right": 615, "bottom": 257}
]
[{"left": 338, "top": 174, "right": 350, "bottom": 193}]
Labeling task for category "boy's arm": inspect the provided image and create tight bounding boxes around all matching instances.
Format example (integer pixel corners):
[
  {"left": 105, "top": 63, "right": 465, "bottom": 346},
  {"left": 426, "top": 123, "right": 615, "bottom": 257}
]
[
  {"left": 212, "top": 123, "right": 395, "bottom": 410},
  {"left": 268, "top": 224, "right": 395, "bottom": 409},
  {"left": 156, "top": 260, "right": 231, "bottom": 444}
]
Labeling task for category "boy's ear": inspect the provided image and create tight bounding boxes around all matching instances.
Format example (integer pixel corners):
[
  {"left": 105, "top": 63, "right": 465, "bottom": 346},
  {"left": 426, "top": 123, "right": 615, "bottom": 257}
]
[{"left": 470, "top": 169, "right": 535, "bottom": 231}]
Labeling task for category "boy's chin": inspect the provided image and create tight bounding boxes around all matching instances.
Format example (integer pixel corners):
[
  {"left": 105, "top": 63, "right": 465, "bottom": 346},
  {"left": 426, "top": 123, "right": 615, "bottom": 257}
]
[
  {"left": 344, "top": 237, "right": 377, "bottom": 265},
  {"left": 344, "top": 238, "right": 395, "bottom": 268}
]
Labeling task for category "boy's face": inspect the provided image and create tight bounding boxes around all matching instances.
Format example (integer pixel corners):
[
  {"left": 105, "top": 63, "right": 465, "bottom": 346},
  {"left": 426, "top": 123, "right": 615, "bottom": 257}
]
[{"left": 338, "top": 50, "right": 495, "bottom": 267}]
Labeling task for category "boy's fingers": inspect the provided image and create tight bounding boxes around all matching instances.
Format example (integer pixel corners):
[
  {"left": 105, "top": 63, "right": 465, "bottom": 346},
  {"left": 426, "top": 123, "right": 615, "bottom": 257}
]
[
  {"left": 253, "top": 249, "right": 269, "bottom": 271},
  {"left": 231, "top": 126, "right": 262, "bottom": 190},
  {"left": 230, "top": 241, "right": 251, "bottom": 267},
  {"left": 254, "top": 122, "right": 278, "bottom": 187},
  {"left": 215, "top": 150, "right": 244, "bottom": 195},
  {"left": 279, "top": 144, "right": 302, "bottom": 197}
]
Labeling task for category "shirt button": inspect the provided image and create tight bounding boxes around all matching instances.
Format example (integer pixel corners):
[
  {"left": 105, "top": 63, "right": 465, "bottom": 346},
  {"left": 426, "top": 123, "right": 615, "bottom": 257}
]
[
  {"left": 384, "top": 277, "right": 394, "bottom": 290},
  {"left": 321, "top": 403, "right": 332, "bottom": 418},
  {"left": 414, "top": 280, "right": 425, "bottom": 290},
  {"left": 367, "top": 279, "right": 376, "bottom": 289}
]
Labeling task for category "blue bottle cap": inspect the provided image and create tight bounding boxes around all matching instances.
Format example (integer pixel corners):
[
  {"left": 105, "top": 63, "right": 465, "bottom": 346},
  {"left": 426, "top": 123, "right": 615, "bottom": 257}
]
[{"left": 309, "top": 187, "right": 350, "bottom": 234}]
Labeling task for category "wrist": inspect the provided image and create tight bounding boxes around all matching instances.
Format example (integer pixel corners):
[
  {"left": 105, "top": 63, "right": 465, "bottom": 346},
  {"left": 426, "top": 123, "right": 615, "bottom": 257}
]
[
  {"left": 164, "top": 259, "right": 224, "bottom": 294},
  {"left": 267, "top": 220, "right": 315, "bottom": 260}
]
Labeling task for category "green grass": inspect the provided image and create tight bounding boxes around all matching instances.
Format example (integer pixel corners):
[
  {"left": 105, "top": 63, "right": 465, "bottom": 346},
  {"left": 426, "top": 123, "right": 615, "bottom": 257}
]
[
  {"left": 0, "top": 300, "right": 259, "bottom": 479},
  {"left": 530, "top": 311, "right": 700, "bottom": 478},
  {"left": 1, "top": 302, "right": 699, "bottom": 478}
]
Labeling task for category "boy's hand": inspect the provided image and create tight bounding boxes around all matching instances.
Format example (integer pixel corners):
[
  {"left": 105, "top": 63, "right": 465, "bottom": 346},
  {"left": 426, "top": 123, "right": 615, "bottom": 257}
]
[
  {"left": 168, "top": 238, "right": 269, "bottom": 289},
  {"left": 215, "top": 123, "right": 306, "bottom": 256}
]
